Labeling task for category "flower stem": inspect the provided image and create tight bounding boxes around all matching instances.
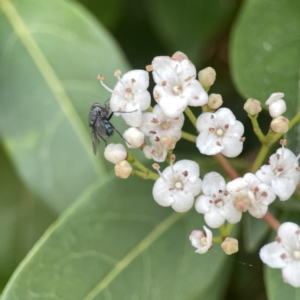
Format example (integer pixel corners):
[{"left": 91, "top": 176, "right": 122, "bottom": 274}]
[
  {"left": 214, "top": 153, "right": 239, "bottom": 179},
  {"left": 263, "top": 211, "right": 280, "bottom": 231},
  {"left": 213, "top": 236, "right": 223, "bottom": 243},
  {"left": 127, "top": 153, "right": 159, "bottom": 180},
  {"left": 248, "top": 114, "right": 265, "bottom": 142},
  {"left": 184, "top": 107, "right": 197, "bottom": 128},
  {"left": 181, "top": 131, "right": 197, "bottom": 143},
  {"left": 131, "top": 170, "right": 158, "bottom": 180},
  {"left": 250, "top": 144, "right": 269, "bottom": 173},
  {"left": 225, "top": 223, "right": 234, "bottom": 236}
]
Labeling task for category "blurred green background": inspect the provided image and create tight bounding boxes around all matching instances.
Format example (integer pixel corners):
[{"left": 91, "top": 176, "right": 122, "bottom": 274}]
[{"left": 1, "top": 0, "right": 300, "bottom": 299}]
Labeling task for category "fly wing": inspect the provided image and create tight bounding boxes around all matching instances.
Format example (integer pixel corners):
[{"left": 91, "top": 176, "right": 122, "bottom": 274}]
[{"left": 91, "top": 128, "right": 99, "bottom": 155}]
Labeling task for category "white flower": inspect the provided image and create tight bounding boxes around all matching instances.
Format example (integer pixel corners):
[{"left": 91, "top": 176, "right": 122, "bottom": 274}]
[
  {"left": 256, "top": 147, "right": 300, "bottom": 201},
  {"left": 139, "top": 104, "right": 184, "bottom": 140},
  {"left": 196, "top": 108, "right": 244, "bottom": 157},
  {"left": 260, "top": 222, "right": 300, "bottom": 287},
  {"left": 152, "top": 160, "right": 202, "bottom": 212},
  {"left": 189, "top": 227, "right": 213, "bottom": 254},
  {"left": 265, "top": 92, "right": 286, "bottom": 118},
  {"left": 227, "top": 173, "right": 276, "bottom": 218},
  {"left": 104, "top": 143, "right": 127, "bottom": 164},
  {"left": 99, "top": 70, "right": 151, "bottom": 127},
  {"left": 143, "top": 136, "right": 167, "bottom": 162},
  {"left": 123, "top": 127, "right": 145, "bottom": 148},
  {"left": 152, "top": 52, "right": 208, "bottom": 117},
  {"left": 195, "top": 172, "right": 241, "bottom": 228}
]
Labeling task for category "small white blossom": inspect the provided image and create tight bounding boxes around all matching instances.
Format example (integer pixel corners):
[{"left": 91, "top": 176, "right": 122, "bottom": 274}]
[
  {"left": 265, "top": 92, "right": 286, "bottom": 118},
  {"left": 189, "top": 227, "right": 213, "bottom": 254},
  {"left": 256, "top": 147, "right": 300, "bottom": 201},
  {"left": 143, "top": 136, "right": 167, "bottom": 162},
  {"left": 104, "top": 143, "right": 127, "bottom": 164},
  {"left": 227, "top": 173, "right": 276, "bottom": 218},
  {"left": 100, "top": 70, "right": 151, "bottom": 127},
  {"left": 196, "top": 108, "right": 244, "bottom": 157},
  {"left": 195, "top": 172, "right": 241, "bottom": 228},
  {"left": 123, "top": 127, "right": 145, "bottom": 148},
  {"left": 139, "top": 104, "right": 184, "bottom": 140},
  {"left": 152, "top": 52, "right": 208, "bottom": 118},
  {"left": 260, "top": 222, "right": 300, "bottom": 287},
  {"left": 152, "top": 160, "right": 202, "bottom": 212}
]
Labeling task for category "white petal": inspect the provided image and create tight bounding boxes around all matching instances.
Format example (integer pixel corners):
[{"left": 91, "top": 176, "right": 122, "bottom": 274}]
[
  {"left": 136, "top": 90, "right": 151, "bottom": 111},
  {"left": 152, "top": 56, "right": 180, "bottom": 85},
  {"left": 204, "top": 208, "right": 225, "bottom": 228},
  {"left": 225, "top": 120, "right": 245, "bottom": 137},
  {"left": 221, "top": 137, "right": 243, "bottom": 157},
  {"left": 184, "top": 80, "right": 208, "bottom": 107},
  {"left": 265, "top": 92, "right": 284, "bottom": 105},
  {"left": 271, "top": 178, "right": 296, "bottom": 201},
  {"left": 202, "top": 172, "right": 226, "bottom": 195},
  {"left": 195, "top": 196, "right": 210, "bottom": 214},
  {"left": 255, "top": 165, "right": 274, "bottom": 184},
  {"left": 171, "top": 191, "right": 194, "bottom": 212},
  {"left": 215, "top": 108, "right": 237, "bottom": 125},
  {"left": 259, "top": 241, "right": 287, "bottom": 268},
  {"left": 196, "top": 131, "right": 223, "bottom": 155},
  {"left": 196, "top": 112, "right": 215, "bottom": 132},
  {"left": 121, "top": 70, "right": 150, "bottom": 91},
  {"left": 248, "top": 204, "right": 268, "bottom": 218},
  {"left": 282, "top": 261, "right": 300, "bottom": 287},
  {"left": 277, "top": 222, "right": 300, "bottom": 246}
]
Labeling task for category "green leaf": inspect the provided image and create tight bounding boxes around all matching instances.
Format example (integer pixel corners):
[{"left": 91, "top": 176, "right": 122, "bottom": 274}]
[
  {"left": 0, "top": 143, "right": 56, "bottom": 290},
  {"left": 0, "top": 0, "right": 130, "bottom": 212},
  {"left": 230, "top": 0, "right": 300, "bottom": 150},
  {"left": 264, "top": 267, "right": 300, "bottom": 300},
  {"left": 243, "top": 213, "right": 270, "bottom": 253},
  {"left": 146, "top": 0, "right": 235, "bottom": 64},
  {"left": 2, "top": 177, "right": 232, "bottom": 299},
  {"left": 77, "top": 0, "right": 124, "bottom": 31}
]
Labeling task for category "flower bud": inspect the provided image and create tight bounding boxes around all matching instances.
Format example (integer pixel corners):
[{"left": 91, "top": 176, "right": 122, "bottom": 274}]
[
  {"left": 198, "top": 67, "right": 216, "bottom": 91},
  {"left": 233, "top": 194, "right": 250, "bottom": 212},
  {"left": 221, "top": 237, "right": 239, "bottom": 255},
  {"left": 265, "top": 92, "right": 286, "bottom": 118},
  {"left": 123, "top": 127, "right": 145, "bottom": 148},
  {"left": 115, "top": 160, "right": 132, "bottom": 179},
  {"left": 104, "top": 143, "right": 127, "bottom": 164},
  {"left": 207, "top": 93, "right": 223, "bottom": 110},
  {"left": 172, "top": 51, "right": 188, "bottom": 61},
  {"left": 270, "top": 117, "right": 289, "bottom": 134},
  {"left": 268, "top": 99, "right": 286, "bottom": 118},
  {"left": 161, "top": 135, "right": 177, "bottom": 150},
  {"left": 244, "top": 98, "right": 262, "bottom": 115}
]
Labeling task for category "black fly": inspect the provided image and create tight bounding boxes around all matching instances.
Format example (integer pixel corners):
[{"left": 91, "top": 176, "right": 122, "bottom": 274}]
[{"left": 89, "top": 102, "right": 132, "bottom": 155}]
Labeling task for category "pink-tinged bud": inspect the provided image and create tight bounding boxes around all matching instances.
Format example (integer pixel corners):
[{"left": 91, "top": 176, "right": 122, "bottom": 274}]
[
  {"left": 207, "top": 93, "right": 223, "bottom": 110},
  {"left": 270, "top": 117, "right": 289, "bottom": 134},
  {"left": 221, "top": 237, "right": 239, "bottom": 255},
  {"left": 233, "top": 194, "right": 250, "bottom": 212},
  {"left": 104, "top": 143, "right": 127, "bottom": 164},
  {"left": 161, "top": 135, "right": 177, "bottom": 150},
  {"left": 198, "top": 67, "right": 216, "bottom": 91},
  {"left": 115, "top": 160, "right": 132, "bottom": 179},
  {"left": 172, "top": 51, "right": 188, "bottom": 61},
  {"left": 123, "top": 127, "right": 145, "bottom": 148},
  {"left": 244, "top": 98, "right": 262, "bottom": 115}
]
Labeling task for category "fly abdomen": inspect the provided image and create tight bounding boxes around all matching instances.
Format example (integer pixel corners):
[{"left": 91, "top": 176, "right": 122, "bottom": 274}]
[{"left": 103, "top": 120, "right": 114, "bottom": 137}]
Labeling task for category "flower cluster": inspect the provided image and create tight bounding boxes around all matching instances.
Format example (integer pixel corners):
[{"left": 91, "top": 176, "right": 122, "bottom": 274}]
[{"left": 98, "top": 52, "right": 300, "bottom": 288}]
